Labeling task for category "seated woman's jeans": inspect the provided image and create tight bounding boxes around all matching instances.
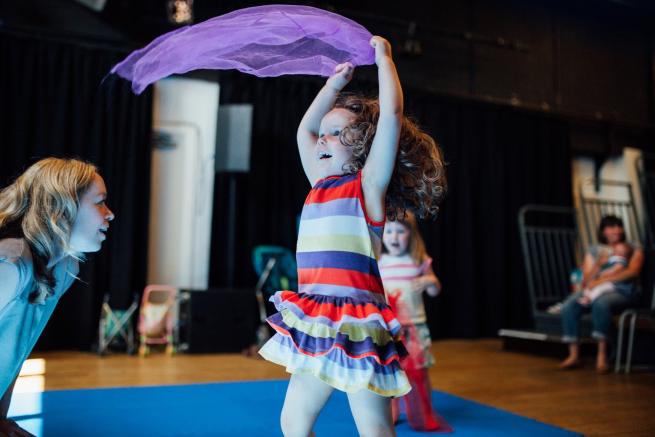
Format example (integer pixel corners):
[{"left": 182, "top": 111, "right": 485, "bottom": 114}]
[{"left": 561, "top": 290, "right": 632, "bottom": 342}]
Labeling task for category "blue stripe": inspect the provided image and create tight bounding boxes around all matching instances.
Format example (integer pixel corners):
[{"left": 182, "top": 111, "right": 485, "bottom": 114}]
[
  {"left": 273, "top": 291, "right": 389, "bottom": 310},
  {"left": 301, "top": 197, "right": 363, "bottom": 220},
  {"left": 296, "top": 251, "right": 380, "bottom": 276},
  {"left": 368, "top": 224, "right": 383, "bottom": 239},
  {"left": 268, "top": 314, "right": 406, "bottom": 363}
]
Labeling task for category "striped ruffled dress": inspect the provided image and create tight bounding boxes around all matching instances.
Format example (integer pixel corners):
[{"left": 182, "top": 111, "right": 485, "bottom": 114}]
[{"left": 259, "top": 171, "right": 410, "bottom": 397}]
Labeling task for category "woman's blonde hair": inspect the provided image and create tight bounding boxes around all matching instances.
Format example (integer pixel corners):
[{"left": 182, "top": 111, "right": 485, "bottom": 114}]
[
  {"left": 335, "top": 93, "right": 447, "bottom": 220},
  {"left": 0, "top": 157, "right": 97, "bottom": 303},
  {"left": 382, "top": 210, "right": 428, "bottom": 265}
]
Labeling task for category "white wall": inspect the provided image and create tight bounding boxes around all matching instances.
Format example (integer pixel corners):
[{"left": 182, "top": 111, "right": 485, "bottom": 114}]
[
  {"left": 148, "top": 77, "right": 219, "bottom": 289},
  {"left": 572, "top": 147, "right": 645, "bottom": 247}
]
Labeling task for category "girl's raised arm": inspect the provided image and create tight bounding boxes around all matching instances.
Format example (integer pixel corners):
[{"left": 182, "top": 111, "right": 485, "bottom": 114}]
[
  {"left": 297, "top": 63, "right": 353, "bottom": 185},
  {"left": 362, "top": 36, "right": 403, "bottom": 221}
]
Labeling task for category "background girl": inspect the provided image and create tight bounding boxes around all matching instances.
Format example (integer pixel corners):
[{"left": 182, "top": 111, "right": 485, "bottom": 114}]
[{"left": 379, "top": 211, "right": 444, "bottom": 431}]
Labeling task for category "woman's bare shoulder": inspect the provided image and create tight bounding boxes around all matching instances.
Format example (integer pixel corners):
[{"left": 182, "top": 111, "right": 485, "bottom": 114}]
[
  {"left": 0, "top": 239, "right": 29, "bottom": 303},
  {"left": 0, "top": 238, "right": 26, "bottom": 262}
]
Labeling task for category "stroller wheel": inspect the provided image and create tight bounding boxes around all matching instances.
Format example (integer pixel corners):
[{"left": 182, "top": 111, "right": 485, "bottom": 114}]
[
  {"left": 138, "top": 345, "right": 149, "bottom": 357},
  {"left": 165, "top": 344, "right": 176, "bottom": 356}
]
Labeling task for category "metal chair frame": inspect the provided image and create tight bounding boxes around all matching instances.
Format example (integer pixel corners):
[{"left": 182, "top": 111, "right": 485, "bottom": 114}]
[
  {"left": 251, "top": 245, "right": 297, "bottom": 346},
  {"left": 518, "top": 204, "right": 583, "bottom": 335},
  {"left": 97, "top": 294, "right": 139, "bottom": 355}
]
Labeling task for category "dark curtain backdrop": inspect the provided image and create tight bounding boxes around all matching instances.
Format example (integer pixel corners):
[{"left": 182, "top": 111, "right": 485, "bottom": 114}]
[
  {"left": 210, "top": 70, "right": 572, "bottom": 338},
  {"left": 0, "top": 30, "right": 152, "bottom": 350}
]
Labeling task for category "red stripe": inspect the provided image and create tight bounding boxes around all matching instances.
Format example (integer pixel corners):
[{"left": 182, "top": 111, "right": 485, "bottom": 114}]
[
  {"left": 306, "top": 178, "right": 359, "bottom": 205},
  {"left": 380, "top": 275, "right": 418, "bottom": 281},
  {"left": 380, "top": 263, "right": 418, "bottom": 269},
  {"left": 355, "top": 171, "right": 385, "bottom": 227},
  {"left": 299, "top": 267, "right": 384, "bottom": 294},
  {"left": 277, "top": 291, "right": 396, "bottom": 324}
]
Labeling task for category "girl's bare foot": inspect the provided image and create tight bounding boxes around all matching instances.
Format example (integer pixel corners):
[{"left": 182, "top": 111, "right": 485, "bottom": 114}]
[{"left": 558, "top": 356, "right": 582, "bottom": 370}]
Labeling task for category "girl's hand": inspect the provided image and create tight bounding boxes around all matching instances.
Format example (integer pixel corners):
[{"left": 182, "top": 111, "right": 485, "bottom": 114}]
[
  {"left": 326, "top": 62, "right": 354, "bottom": 92},
  {"left": 409, "top": 276, "right": 431, "bottom": 294},
  {"left": 370, "top": 36, "right": 392, "bottom": 64},
  {"left": 387, "top": 289, "right": 401, "bottom": 299},
  {"left": 597, "top": 252, "right": 609, "bottom": 266}
]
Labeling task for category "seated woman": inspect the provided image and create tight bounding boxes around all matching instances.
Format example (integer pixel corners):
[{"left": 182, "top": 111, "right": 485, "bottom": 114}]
[{"left": 559, "top": 215, "right": 644, "bottom": 373}]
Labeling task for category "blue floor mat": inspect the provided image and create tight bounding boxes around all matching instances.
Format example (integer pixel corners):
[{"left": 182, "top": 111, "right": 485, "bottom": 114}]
[{"left": 9, "top": 380, "right": 581, "bottom": 436}]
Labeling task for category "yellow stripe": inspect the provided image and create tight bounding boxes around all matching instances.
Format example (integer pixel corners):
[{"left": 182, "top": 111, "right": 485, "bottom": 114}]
[
  {"left": 297, "top": 235, "right": 371, "bottom": 257},
  {"left": 280, "top": 309, "right": 394, "bottom": 345},
  {"left": 299, "top": 215, "right": 369, "bottom": 237}
]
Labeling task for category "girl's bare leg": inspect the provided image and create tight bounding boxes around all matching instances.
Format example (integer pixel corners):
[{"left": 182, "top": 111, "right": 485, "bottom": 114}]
[
  {"left": 347, "top": 389, "right": 395, "bottom": 437},
  {"left": 281, "top": 373, "right": 334, "bottom": 437}
]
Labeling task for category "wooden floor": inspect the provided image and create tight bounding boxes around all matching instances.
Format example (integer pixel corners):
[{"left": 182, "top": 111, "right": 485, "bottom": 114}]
[{"left": 18, "top": 339, "right": 655, "bottom": 437}]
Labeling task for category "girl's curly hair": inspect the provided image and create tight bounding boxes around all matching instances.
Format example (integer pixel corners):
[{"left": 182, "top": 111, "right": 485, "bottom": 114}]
[{"left": 335, "top": 93, "right": 447, "bottom": 220}]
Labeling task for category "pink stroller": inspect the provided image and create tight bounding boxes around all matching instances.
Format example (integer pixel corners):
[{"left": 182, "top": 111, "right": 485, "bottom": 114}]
[{"left": 138, "top": 285, "right": 178, "bottom": 356}]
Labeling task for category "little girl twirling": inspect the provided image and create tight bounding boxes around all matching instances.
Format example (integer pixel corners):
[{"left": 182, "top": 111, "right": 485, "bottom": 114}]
[{"left": 259, "top": 36, "right": 446, "bottom": 436}]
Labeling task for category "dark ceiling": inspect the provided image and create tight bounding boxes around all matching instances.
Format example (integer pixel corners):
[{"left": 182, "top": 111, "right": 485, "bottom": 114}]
[{"left": 1, "top": 0, "right": 654, "bottom": 49}]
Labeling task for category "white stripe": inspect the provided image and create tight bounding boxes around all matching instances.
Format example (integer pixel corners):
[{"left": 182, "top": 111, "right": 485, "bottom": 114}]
[{"left": 299, "top": 215, "right": 369, "bottom": 238}]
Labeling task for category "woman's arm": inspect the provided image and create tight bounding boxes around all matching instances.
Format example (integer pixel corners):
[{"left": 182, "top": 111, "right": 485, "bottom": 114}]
[
  {"left": 297, "top": 63, "right": 354, "bottom": 185},
  {"left": 597, "top": 263, "right": 626, "bottom": 278},
  {"left": 581, "top": 253, "right": 602, "bottom": 286},
  {"left": 361, "top": 36, "right": 403, "bottom": 222},
  {"left": 586, "top": 248, "right": 644, "bottom": 288}
]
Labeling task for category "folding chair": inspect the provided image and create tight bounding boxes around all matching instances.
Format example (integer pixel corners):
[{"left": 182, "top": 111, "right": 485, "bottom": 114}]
[
  {"left": 615, "top": 304, "right": 655, "bottom": 373},
  {"left": 251, "top": 245, "right": 297, "bottom": 346},
  {"left": 516, "top": 204, "right": 587, "bottom": 336},
  {"left": 615, "top": 248, "right": 655, "bottom": 373},
  {"left": 97, "top": 293, "right": 139, "bottom": 355}
]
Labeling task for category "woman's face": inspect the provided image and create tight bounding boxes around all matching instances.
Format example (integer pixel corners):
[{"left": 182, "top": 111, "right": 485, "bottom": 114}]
[
  {"left": 383, "top": 221, "right": 411, "bottom": 256},
  {"left": 69, "top": 174, "right": 114, "bottom": 253},
  {"left": 602, "top": 224, "right": 625, "bottom": 245}
]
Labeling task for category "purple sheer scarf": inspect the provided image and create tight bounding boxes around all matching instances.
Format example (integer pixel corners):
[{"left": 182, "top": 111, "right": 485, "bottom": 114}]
[{"left": 111, "top": 4, "right": 375, "bottom": 94}]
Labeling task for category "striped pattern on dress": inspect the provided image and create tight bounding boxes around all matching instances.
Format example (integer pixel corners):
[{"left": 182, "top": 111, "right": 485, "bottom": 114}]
[{"left": 259, "top": 171, "right": 410, "bottom": 396}]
